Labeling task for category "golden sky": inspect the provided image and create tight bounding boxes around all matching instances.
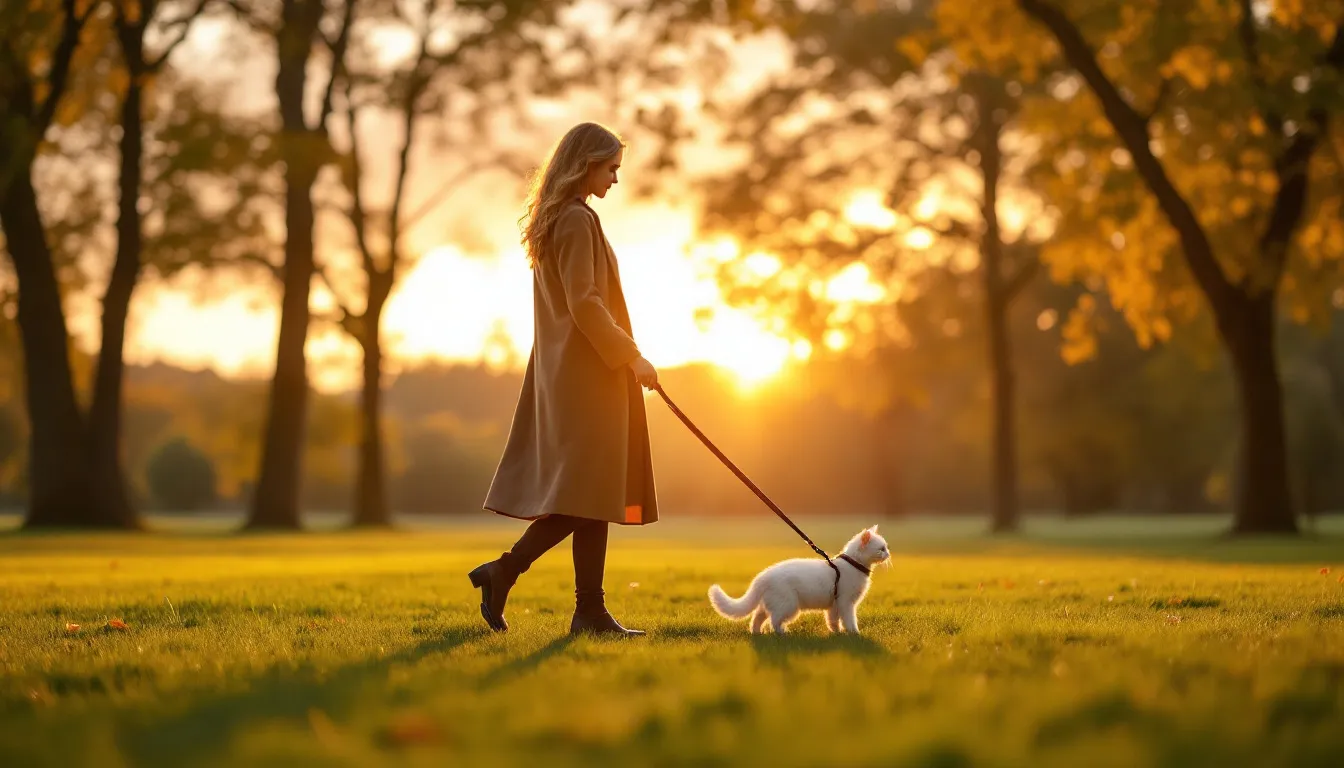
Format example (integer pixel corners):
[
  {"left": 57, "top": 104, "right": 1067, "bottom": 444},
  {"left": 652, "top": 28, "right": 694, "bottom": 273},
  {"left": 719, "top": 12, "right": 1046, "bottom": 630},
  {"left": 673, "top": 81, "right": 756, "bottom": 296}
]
[
  {"left": 69, "top": 9, "right": 899, "bottom": 393},
  {"left": 110, "top": 189, "right": 897, "bottom": 393}
]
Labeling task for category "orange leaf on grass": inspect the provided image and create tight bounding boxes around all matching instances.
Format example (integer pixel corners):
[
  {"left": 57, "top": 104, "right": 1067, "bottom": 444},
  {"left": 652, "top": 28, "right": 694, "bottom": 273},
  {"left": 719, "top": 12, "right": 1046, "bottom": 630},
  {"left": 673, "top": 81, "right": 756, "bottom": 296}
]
[
  {"left": 1322, "top": 567, "right": 1332, "bottom": 575},
  {"left": 380, "top": 712, "right": 442, "bottom": 747},
  {"left": 106, "top": 619, "right": 128, "bottom": 631},
  {"left": 64, "top": 623, "right": 80, "bottom": 633}
]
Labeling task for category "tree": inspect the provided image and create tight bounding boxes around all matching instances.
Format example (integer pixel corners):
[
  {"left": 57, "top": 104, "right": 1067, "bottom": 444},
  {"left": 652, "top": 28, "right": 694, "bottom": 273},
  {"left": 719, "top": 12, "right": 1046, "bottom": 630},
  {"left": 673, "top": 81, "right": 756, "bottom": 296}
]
[
  {"left": 1, "top": 0, "right": 108, "bottom": 527},
  {"left": 315, "top": 0, "right": 548, "bottom": 527},
  {"left": 146, "top": 436, "right": 217, "bottom": 510},
  {"left": 224, "top": 0, "right": 355, "bottom": 529},
  {"left": 941, "top": 0, "right": 1344, "bottom": 532},
  {"left": 662, "top": 2, "right": 1049, "bottom": 531},
  {"left": 83, "top": 0, "right": 213, "bottom": 528}
]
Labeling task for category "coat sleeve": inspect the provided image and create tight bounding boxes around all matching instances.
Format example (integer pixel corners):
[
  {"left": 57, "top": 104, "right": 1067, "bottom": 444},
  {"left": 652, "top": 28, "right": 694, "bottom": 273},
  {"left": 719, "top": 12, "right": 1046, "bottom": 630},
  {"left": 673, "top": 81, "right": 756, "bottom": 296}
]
[{"left": 553, "top": 209, "right": 642, "bottom": 369}]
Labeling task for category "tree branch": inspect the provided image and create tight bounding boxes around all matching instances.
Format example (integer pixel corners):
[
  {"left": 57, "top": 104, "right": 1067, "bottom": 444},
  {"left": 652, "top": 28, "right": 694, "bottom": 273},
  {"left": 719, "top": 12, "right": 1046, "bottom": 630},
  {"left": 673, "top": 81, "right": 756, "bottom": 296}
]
[
  {"left": 1236, "top": 0, "right": 1284, "bottom": 135},
  {"left": 1143, "top": 77, "right": 1172, "bottom": 123},
  {"left": 147, "top": 0, "right": 213, "bottom": 71},
  {"left": 312, "top": 258, "right": 358, "bottom": 320},
  {"left": 1017, "top": 0, "right": 1235, "bottom": 309},
  {"left": 220, "top": 0, "right": 276, "bottom": 35},
  {"left": 236, "top": 251, "right": 283, "bottom": 281},
  {"left": 920, "top": 218, "right": 978, "bottom": 245},
  {"left": 36, "top": 0, "right": 96, "bottom": 134},
  {"left": 341, "top": 76, "right": 376, "bottom": 278},
  {"left": 318, "top": 0, "right": 356, "bottom": 127},
  {"left": 1258, "top": 14, "right": 1344, "bottom": 275},
  {"left": 386, "top": 0, "right": 433, "bottom": 273},
  {"left": 398, "top": 157, "right": 497, "bottom": 237}
]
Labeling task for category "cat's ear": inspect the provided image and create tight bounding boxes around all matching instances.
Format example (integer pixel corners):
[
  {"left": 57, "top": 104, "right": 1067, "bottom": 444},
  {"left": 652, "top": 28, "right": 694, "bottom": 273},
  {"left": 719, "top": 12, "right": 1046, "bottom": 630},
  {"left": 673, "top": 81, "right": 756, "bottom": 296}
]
[
  {"left": 869, "top": 524, "right": 879, "bottom": 533},
  {"left": 861, "top": 529, "right": 872, "bottom": 546}
]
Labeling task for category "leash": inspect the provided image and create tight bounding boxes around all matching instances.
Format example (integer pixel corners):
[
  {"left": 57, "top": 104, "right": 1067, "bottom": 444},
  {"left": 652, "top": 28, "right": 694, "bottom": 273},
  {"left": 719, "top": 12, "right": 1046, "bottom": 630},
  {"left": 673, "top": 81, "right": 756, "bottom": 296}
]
[{"left": 651, "top": 383, "right": 845, "bottom": 601}]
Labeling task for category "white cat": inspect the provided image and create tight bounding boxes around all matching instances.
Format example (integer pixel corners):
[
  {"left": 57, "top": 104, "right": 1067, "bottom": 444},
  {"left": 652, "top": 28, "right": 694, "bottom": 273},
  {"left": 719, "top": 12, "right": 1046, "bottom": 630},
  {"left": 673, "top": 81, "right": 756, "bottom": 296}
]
[{"left": 708, "top": 526, "right": 890, "bottom": 635}]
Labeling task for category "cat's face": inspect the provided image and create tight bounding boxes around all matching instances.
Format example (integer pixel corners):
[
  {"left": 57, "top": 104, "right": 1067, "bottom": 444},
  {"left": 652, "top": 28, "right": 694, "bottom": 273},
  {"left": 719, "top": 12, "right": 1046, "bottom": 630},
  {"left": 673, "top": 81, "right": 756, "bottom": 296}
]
[{"left": 856, "top": 526, "right": 891, "bottom": 565}]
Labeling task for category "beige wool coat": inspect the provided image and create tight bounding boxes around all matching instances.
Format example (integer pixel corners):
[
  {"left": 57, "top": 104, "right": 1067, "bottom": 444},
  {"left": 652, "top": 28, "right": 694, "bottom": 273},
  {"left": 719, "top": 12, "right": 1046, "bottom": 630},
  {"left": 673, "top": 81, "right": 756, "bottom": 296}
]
[{"left": 483, "top": 199, "right": 659, "bottom": 526}]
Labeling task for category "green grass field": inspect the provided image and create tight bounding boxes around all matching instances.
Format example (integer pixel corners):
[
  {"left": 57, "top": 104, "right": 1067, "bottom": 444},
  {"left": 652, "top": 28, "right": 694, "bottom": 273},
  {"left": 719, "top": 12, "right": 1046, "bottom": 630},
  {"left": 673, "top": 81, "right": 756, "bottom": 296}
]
[{"left": 2, "top": 515, "right": 1343, "bottom": 767}]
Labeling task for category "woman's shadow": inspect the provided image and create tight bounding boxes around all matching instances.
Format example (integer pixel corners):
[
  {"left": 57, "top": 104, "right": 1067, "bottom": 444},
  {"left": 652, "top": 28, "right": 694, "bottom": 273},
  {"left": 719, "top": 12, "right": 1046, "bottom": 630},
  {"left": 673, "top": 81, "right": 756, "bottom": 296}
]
[{"left": 117, "top": 624, "right": 491, "bottom": 764}]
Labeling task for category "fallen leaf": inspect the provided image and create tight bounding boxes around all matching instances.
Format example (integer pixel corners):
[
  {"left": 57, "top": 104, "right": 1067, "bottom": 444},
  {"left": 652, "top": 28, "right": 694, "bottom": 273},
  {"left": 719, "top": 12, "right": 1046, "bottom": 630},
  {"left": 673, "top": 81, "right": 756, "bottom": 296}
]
[
  {"left": 629, "top": 582, "right": 640, "bottom": 589},
  {"left": 1321, "top": 567, "right": 1332, "bottom": 575},
  {"left": 106, "top": 619, "right": 128, "bottom": 631},
  {"left": 64, "top": 623, "right": 80, "bottom": 633},
  {"left": 381, "top": 712, "right": 442, "bottom": 746}
]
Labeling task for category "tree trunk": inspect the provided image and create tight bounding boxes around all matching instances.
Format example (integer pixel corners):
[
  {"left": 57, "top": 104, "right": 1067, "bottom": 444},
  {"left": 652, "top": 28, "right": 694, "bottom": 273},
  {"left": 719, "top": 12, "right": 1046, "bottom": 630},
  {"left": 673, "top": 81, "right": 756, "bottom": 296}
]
[
  {"left": 86, "top": 73, "right": 144, "bottom": 530},
  {"left": 352, "top": 308, "right": 389, "bottom": 526},
  {"left": 1016, "top": 0, "right": 1314, "bottom": 536},
  {"left": 986, "top": 287, "right": 1019, "bottom": 533},
  {"left": 246, "top": 161, "right": 317, "bottom": 530},
  {"left": 974, "top": 78, "right": 1020, "bottom": 534},
  {"left": 1221, "top": 293, "right": 1297, "bottom": 533},
  {"left": 246, "top": 1, "right": 323, "bottom": 530},
  {"left": 1, "top": 169, "right": 94, "bottom": 527}
]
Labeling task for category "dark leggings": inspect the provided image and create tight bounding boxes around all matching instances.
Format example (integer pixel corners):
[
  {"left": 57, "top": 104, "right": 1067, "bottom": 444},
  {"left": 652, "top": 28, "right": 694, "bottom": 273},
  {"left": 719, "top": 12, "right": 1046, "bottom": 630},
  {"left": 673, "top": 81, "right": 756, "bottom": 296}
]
[{"left": 505, "top": 514, "right": 608, "bottom": 595}]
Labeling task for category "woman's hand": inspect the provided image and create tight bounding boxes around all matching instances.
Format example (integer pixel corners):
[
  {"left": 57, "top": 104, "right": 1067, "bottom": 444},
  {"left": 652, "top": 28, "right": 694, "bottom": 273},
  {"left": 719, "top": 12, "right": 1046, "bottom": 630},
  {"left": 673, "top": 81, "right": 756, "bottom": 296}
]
[{"left": 630, "top": 356, "right": 659, "bottom": 389}]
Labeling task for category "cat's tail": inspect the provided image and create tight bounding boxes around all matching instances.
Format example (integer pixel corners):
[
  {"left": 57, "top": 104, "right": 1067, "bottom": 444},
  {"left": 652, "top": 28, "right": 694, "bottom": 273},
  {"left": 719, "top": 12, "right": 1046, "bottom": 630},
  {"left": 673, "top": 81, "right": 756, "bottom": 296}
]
[{"left": 708, "top": 580, "right": 763, "bottom": 621}]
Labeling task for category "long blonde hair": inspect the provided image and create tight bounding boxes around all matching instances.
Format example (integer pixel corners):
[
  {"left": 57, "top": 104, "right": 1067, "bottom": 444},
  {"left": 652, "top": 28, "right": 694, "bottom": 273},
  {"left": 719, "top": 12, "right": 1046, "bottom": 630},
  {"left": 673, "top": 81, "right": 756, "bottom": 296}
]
[{"left": 519, "top": 122, "right": 625, "bottom": 266}]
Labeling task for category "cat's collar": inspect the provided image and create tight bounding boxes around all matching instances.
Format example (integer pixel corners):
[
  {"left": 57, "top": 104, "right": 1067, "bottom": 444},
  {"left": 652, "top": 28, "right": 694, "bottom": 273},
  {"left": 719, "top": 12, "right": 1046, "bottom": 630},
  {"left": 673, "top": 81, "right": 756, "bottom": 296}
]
[{"left": 836, "top": 553, "right": 871, "bottom": 577}]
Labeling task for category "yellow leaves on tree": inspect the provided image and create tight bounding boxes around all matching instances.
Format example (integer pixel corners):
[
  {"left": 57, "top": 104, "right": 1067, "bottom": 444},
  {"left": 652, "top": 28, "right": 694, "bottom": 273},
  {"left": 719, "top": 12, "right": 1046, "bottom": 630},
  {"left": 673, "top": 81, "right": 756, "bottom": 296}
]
[
  {"left": 932, "top": 0, "right": 1055, "bottom": 82},
  {"left": 1060, "top": 294, "right": 1099, "bottom": 365},
  {"left": 1161, "top": 45, "right": 1233, "bottom": 91}
]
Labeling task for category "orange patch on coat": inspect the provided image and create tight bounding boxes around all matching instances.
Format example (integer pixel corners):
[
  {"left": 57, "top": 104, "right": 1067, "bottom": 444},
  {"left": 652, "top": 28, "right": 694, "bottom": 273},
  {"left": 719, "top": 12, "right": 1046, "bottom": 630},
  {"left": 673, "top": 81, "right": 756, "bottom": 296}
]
[{"left": 624, "top": 505, "right": 642, "bottom": 524}]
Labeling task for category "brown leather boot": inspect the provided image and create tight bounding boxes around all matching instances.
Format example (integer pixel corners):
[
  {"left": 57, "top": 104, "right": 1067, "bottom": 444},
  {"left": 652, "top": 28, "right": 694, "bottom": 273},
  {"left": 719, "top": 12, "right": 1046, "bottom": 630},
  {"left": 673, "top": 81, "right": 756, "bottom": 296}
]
[
  {"left": 569, "top": 589, "right": 645, "bottom": 637},
  {"left": 468, "top": 556, "right": 519, "bottom": 632}
]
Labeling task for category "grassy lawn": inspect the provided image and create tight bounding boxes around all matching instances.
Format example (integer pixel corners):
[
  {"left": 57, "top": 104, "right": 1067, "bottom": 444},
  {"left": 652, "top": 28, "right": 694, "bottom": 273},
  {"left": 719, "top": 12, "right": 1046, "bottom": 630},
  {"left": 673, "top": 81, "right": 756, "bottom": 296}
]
[{"left": 1, "top": 515, "right": 1343, "bottom": 767}]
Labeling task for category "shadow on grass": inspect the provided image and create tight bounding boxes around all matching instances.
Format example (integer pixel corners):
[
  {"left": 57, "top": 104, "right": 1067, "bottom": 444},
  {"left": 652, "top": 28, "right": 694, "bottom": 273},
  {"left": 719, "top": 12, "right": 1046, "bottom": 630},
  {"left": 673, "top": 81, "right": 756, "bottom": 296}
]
[
  {"left": 480, "top": 635, "right": 575, "bottom": 687},
  {"left": 1025, "top": 533, "right": 1344, "bottom": 565},
  {"left": 650, "top": 624, "right": 728, "bottom": 642},
  {"left": 748, "top": 631, "right": 886, "bottom": 667},
  {"left": 115, "top": 624, "right": 488, "bottom": 767}
]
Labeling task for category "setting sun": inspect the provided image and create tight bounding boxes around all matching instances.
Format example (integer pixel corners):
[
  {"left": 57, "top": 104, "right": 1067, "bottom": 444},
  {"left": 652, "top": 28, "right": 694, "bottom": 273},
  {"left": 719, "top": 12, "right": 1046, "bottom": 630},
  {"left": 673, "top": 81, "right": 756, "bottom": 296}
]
[{"left": 382, "top": 242, "right": 800, "bottom": 390}]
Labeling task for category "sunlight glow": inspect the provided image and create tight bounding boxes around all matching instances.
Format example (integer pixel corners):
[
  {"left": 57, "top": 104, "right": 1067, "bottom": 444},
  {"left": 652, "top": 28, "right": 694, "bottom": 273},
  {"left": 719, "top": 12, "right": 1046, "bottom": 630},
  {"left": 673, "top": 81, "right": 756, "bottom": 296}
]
[
  {"left": 743, "top": 251, "right": 782, "bottom": 279},
  {"left": 905, "top": 227, "right": 936, "bottom": 250},
  {"left": 843, "top": 189, "right": 898, "bottom": 230},
  {"left": 823, "top": 329, "right": 848, "bottom": 350},
  {"left": 383, "top": 234, "right": 798, "bottom": 390},
  {"left": 124, "top": 208, "right": 818, "bottom": 393},
  {"left": 824, "top": 262, "right": 886, "bottom": 303}
]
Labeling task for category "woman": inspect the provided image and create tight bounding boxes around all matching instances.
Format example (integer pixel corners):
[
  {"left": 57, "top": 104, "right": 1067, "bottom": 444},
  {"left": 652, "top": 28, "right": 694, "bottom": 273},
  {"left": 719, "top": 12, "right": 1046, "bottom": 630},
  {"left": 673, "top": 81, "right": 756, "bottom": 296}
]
[{"left": 470, "top": 122, "right": 660, "bottom": 638}]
